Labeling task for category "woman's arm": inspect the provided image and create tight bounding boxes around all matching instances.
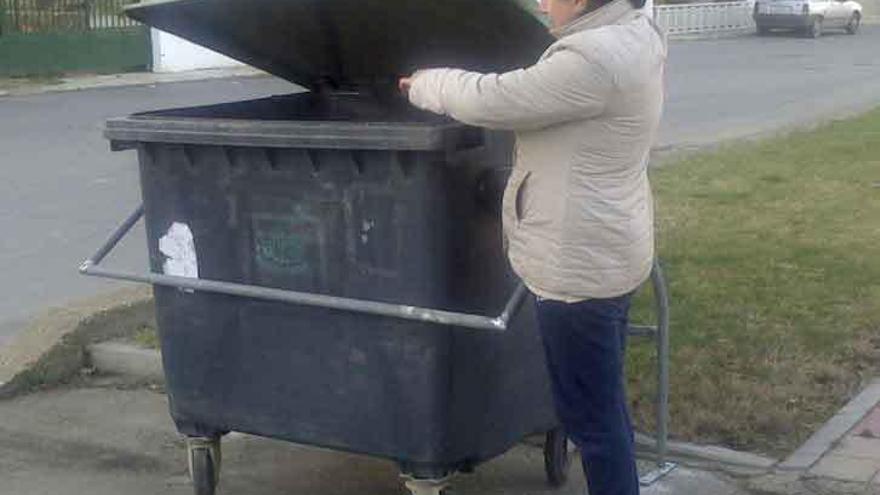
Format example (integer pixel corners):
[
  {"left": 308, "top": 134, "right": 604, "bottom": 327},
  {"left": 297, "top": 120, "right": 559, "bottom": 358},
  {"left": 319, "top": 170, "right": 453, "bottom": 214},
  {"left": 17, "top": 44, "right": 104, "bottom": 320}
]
[{"left": 404, "top": 49, "right": 612, "bottom": 131}]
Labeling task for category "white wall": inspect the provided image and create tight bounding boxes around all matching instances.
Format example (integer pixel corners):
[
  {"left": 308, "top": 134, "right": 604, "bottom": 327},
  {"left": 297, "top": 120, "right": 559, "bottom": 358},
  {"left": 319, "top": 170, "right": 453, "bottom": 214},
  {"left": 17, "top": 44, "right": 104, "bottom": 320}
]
[{"left": 151, "top": 29, "right": 244, "bottom": 73}]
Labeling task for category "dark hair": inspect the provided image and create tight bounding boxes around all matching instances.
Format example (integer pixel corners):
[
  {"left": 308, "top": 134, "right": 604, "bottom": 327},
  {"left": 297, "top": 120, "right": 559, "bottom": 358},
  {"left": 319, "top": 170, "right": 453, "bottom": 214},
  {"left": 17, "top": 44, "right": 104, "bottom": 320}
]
[{"left": 581, "top": 0, "right": 647, "bottom": 15}]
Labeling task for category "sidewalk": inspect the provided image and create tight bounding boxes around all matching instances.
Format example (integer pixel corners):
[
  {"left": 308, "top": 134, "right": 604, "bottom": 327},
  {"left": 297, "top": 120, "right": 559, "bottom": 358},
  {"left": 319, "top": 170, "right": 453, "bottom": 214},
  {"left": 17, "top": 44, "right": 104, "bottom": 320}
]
[
  {"left": 0, "top": 380, "right": 748, "bottom": 495},
  {"left": 0, "top": 66, "right": 270, "bottom": 98}
]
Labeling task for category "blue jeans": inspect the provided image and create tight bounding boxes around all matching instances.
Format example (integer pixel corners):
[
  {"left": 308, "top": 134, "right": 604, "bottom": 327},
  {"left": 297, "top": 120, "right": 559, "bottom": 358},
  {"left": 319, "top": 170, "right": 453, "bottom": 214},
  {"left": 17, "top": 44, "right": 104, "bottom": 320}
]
[{"left": 536, "top": 294, "right": 639, "bottom": 495}]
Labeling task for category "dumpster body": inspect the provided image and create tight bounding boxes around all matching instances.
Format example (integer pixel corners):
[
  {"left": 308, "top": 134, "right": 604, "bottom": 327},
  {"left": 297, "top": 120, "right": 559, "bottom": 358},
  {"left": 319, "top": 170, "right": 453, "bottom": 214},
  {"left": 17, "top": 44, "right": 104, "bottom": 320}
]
[{"left": 105, "top": 91, "right": 557, "bottom": 479}]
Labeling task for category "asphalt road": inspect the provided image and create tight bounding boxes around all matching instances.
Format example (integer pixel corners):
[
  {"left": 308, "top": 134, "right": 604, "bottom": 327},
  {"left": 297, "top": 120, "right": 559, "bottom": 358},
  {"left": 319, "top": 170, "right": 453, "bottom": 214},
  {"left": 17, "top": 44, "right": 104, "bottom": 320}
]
[
  {"left": 2, "top": 26, "right": 879, "bottom": 345},
  {"left": 0, "top": 77, "right": 298, "bottom": 346},
  {"left": 662, "top": 26, "right": 880, "bottom": 147}
]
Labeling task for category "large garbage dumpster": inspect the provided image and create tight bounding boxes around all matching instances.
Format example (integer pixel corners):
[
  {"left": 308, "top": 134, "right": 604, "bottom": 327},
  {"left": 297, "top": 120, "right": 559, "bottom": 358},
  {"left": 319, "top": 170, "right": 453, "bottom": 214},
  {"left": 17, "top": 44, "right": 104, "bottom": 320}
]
[{"left": 81, "top": 1, "right": 576, "bottom": 494}]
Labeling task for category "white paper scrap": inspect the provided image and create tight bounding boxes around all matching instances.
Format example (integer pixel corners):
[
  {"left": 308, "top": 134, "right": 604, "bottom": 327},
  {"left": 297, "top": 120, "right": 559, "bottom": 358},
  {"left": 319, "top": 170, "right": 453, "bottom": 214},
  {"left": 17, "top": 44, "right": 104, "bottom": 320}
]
[{"left": 159, "top": 222, "right": 199, "bottom": 279}]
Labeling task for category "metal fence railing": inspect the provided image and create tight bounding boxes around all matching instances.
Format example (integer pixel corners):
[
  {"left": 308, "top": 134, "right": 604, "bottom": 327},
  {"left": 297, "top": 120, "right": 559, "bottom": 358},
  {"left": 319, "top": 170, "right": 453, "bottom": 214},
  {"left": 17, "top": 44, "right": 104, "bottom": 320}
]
[
  {"left": 0, "top": 0, "right": 140, "bottom": 35},
  {"left": 654, "top": 1, "right": 756, "bottom": 38}
]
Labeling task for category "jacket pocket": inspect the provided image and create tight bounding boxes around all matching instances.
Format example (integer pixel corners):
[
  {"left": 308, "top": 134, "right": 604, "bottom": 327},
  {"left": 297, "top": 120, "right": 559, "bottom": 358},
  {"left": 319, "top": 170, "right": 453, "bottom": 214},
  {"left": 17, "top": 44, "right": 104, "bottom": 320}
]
[{"left": 502, "top": 168, "right": 531, "bottom": 227}]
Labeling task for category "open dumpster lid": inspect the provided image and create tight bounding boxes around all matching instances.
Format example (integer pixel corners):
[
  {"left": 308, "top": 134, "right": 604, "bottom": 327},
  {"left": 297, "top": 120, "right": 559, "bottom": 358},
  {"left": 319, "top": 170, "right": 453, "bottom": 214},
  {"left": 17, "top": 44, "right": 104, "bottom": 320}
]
[{"left": 126, "top": 0, "right": 553, "bottom": 92}]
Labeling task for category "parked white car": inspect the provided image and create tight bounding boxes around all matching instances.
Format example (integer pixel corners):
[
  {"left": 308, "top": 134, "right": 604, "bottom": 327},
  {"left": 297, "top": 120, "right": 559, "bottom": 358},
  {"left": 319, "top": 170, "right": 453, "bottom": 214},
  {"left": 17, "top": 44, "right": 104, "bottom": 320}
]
[{"left": 753, "top": 0, "right": 863, "bottom": 37}]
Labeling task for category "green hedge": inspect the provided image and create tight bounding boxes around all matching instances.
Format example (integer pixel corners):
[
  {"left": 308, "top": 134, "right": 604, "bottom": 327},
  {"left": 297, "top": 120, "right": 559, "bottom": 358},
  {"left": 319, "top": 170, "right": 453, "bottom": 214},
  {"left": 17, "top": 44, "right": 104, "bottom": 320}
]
[{"left": 0, "top": 27, "right": 150, "bottom": 76}]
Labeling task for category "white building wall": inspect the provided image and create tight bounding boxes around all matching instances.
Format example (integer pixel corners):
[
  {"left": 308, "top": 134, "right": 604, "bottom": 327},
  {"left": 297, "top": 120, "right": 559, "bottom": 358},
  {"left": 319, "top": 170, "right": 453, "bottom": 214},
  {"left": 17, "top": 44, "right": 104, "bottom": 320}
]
[{"left": 151, "top": 29, "right": 244, "bottom": 73}]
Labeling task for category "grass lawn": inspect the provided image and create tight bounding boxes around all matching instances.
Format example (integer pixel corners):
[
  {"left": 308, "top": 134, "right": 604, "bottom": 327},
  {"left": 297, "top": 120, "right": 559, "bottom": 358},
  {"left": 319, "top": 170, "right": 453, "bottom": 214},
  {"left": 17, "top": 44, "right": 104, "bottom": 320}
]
[
  {"left": 0, "top": 73, "right": 64, "bottom": 92},
  {"left": 130, "top": 324, "right": 160, "bottom": 350},
  {"left": 627, "top": 109, "right": 880, "bottom": 457}
]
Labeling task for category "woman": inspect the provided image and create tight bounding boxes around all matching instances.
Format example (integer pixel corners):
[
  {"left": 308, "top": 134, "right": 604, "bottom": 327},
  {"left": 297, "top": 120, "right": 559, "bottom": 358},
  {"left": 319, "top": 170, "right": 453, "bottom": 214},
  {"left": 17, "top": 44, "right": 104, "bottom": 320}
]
[{"left": 400, "top": 0, "right": 666, "bottom": 494}]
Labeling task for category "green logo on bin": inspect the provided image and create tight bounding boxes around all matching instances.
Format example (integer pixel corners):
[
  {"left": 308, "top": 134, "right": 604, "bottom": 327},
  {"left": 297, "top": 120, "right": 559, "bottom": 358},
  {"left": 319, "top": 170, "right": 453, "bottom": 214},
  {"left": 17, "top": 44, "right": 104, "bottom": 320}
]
[{"left": 253, "top": 214, "right": 315, "bottom": 274}]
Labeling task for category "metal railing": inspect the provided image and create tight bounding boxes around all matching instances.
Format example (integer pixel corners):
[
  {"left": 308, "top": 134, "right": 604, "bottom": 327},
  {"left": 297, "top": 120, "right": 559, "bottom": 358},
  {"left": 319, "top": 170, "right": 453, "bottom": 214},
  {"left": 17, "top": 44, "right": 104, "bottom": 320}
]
[
  {"left": 0, "top": 0, "right": 139, "bottom": 34},
  {"left": 655, "top": 1, "right": 756, "bottom": 38},
  {"left": 80, "top": 205, "right": 531, "bottom": 333}
]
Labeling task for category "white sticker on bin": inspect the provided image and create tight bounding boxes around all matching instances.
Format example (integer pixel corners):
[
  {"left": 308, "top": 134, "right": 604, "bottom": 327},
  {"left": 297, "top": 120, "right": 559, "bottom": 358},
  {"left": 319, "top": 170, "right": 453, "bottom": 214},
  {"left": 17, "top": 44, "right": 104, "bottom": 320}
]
[{"left": 159, "top": 222, "right": 199, "bottom": 279}]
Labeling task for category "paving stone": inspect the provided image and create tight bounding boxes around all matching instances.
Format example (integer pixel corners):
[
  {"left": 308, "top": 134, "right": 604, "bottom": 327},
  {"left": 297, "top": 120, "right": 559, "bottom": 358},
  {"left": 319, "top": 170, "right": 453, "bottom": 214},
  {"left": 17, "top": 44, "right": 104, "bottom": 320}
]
[
  {"left": 810, "top": 454, "right": 880, "bottom": 483},
  {"left": 805, "top": 478, "right": 878, "bottom": 495},
  {"left": 639, "top": 466, "right": 747, "bottom": 495},
  {"left": 854, "top": 405, "right": 880, "bottom": 439},
  {"left": 746, "top": 472, "right": 810, "bottom": 495},
  {"left": 834, "top": 437, "right": 880, "bottom": 461}
]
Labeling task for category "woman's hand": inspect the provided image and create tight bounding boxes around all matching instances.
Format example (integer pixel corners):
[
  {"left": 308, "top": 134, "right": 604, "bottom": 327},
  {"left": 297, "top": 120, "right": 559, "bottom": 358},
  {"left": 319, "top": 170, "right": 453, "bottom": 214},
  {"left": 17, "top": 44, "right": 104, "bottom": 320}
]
[{"left": 398, "top": 76, "right": 414, "bottom": 95}]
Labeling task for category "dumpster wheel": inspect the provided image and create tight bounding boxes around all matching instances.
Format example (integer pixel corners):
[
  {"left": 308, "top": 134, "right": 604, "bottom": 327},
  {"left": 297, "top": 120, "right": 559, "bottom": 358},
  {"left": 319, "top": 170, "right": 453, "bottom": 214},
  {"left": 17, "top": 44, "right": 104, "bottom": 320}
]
[
  {"left": 188, "top": 437, "right": 221, "bottom": 495},
  {"left": 544, "top": 428, "right": 571, "bottom": 487},
  {"left": 403, "top": 476, "right": 451, "bottom": 495}
]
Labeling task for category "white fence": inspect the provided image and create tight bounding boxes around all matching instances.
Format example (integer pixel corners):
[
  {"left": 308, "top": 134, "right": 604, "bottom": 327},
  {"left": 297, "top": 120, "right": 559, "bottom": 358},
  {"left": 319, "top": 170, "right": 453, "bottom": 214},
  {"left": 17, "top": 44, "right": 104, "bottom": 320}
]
[{"left": 654, "top": 1, "right": 756, "bottom": 38}]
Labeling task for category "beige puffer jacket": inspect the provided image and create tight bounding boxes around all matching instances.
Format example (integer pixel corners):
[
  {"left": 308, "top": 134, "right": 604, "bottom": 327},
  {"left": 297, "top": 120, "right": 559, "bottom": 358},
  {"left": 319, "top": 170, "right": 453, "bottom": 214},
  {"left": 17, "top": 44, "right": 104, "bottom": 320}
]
[{"left": 408, "top": 0, "right": 667, "bottom": 302}]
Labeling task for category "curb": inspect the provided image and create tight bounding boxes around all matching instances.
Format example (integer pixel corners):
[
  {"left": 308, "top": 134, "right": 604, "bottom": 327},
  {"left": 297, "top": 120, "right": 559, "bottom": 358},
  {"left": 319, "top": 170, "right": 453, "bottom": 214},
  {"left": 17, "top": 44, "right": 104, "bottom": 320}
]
[
  {"left": 668, "top": 30, "right": 754, "bottom": 42},
  {"left": 634, "top": 432, "right": 778, "bottom": 476},
  {"left": 88, "top": 341, "right": 163, "bottom": 382},
  {"left": 0, "top": 287, "right": 154, "bottom": 398}
]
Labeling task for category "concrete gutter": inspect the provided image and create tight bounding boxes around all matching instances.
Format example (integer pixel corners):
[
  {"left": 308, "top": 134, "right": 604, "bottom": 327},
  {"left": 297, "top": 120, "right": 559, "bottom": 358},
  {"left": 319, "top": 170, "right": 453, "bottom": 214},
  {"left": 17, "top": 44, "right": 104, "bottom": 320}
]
[
  {"left": 635, "top": 432, "right": 778, "bottom": 476},
  {"left": 0, "top": 287, "right": 154, "bottom": 399}
]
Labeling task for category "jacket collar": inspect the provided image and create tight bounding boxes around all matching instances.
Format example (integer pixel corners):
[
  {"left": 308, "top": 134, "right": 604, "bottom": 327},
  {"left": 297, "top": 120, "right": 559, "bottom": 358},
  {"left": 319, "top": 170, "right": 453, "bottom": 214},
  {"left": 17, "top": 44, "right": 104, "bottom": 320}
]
[{"left": 550, "top": 0, "right": 639, "bottom": 38}]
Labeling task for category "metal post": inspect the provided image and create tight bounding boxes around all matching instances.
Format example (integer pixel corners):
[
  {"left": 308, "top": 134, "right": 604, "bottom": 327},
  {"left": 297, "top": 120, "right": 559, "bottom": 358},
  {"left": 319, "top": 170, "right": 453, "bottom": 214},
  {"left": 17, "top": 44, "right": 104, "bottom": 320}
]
[
  {"left": 652, "top": 259, "right": 671, "bottom": 468},
  {"left": 639, "top": 259, "right": 676, "bottom": 486}
]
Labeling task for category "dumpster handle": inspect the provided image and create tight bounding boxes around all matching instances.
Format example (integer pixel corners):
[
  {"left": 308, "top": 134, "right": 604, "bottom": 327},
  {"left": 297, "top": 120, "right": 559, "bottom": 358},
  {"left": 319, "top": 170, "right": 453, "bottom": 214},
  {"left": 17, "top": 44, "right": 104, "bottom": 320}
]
[{"left": 79, "top": 205, "right": 528, "bottom": 332}]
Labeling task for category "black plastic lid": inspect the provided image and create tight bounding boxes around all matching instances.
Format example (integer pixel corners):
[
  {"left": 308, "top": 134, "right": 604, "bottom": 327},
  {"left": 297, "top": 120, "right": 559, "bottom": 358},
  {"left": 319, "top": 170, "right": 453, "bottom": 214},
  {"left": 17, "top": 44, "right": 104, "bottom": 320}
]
[{"left": 126, "top": 0, "right": 553, "bottom": 92}]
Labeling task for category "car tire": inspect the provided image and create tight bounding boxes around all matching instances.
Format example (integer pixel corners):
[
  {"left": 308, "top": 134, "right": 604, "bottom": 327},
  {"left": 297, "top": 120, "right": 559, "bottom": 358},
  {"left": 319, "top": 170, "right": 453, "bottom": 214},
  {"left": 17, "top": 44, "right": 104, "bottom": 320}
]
[
  {"left": 806, "top": 16, "right": 823, "bottom": 38},
  {"left": 846, "top": 12, "right": 860, "bottom": 34}
]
